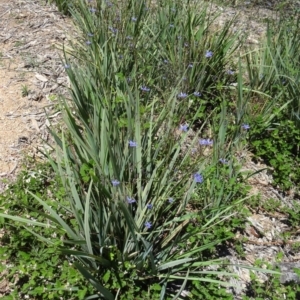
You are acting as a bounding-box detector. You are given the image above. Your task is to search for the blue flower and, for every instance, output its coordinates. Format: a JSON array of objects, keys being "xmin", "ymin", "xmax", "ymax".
[
  {"xmin": 140, "ymin": 86, "xmax": 150, "ymax": 92},
  {"xmin": 226, "ymin": 69, "xmax": 234, "ymax": 75},
  {"xmin": 111, "ymin": 179, "xmax": 120, "ymax": 186},
  {"xmin": 163, "ymin": 59, "xmax": 169, "ymax": 64},
  {"xmin": 177, "ymin": 92, "xmax": 188, "ymax": 99},
  {"xmin": 64, "ymin": 64, "xmax": 70, "ymax": 69},
  {"xmin": 169, "ymin": 24, "xmax": 174, "ymax": 28},
  {"xmin": 179, "ymin": 124, "xmax": 188, "ymax": 132},
  {"xmin": 194, "ymin": 173, "xmax": 203, "ymax": 183},
  {"xmin": 89, "ymin": 8, "xmax": 96, "ymax": 13},
  {"xmin": 193, "ymin": 91, "xmax": 201, "ymax": 97},
  {"xmin": 241, "ymin": 124, "xmax": 250, "ymax": 130},
  {"xmin": 87, "ymin": 33, "xmax": 94, "ymax": 37},
  {"xmin": 168, "ymin": 198, "xmax": 174, "ymax": 203},
  {"xmin": 145, "ymin": 221, "xmax": 152, "ymax": 229},
  {"xmin": 131, "ymin": 17, "xmax": 137, "ymax": 22},
  {"xmin": 108, "ymin": 27, "xmax": 118, "ymax": 34},
  {"xmin": 147, "ymin": 203, "xmax": 153, "ymax": 209},
  {"xmin": 199, "ymin": 139, "xmax": 213, "ymax": 146},
  {"xmin": 86, "ymin": 41, "xmax": 92, "ymax": 45},
  {"xmin": 188, "ymin": 63, "xmax": 193, "ymax": 68},
  {"xmin": 205, "ymin": 50, "xmax": 213, "ymax": 58},
  {"xmin": 126, "ymin": 197, "xmax": 136, "ymax": 204},
  {"xmin": 219, "ymin": 158, "xmax": 228, "ymax": 164},
  {"xmin": 128, "ymin": 140, "xmax": 137, "ymax": 147}
]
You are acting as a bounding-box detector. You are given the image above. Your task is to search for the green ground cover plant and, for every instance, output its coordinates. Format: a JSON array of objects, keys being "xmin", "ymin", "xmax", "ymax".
[
  {"xmin": 1, "ymin": 0, "xmax": 300, "ymax": 299},
  {"xmin": 0, "ymin": 161, "xmax": 93, "ymax": 299},
  {"xmin": 244, "ymin": 17, "xmax": 300, "ymax": 192}
]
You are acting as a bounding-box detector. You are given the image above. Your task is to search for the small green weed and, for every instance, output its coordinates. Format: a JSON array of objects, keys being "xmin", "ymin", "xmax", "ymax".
[
  {"xmin": 21, "ymin": 84, "xmax": 30, "ymax": 97},
  {"xmin": 14, "ymin": 40, "xmax": 25, "ymax": 47}
]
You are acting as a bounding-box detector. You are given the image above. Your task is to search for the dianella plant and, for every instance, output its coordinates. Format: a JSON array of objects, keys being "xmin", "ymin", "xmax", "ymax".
[{"xmin": 0, "ymin": 0, "xmax": 280, "ymax": 299}]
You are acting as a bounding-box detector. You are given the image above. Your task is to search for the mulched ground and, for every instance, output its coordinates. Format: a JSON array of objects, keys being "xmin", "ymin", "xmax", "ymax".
[{"xmin": 0, "ymin": 0, "xmax": 74, "ymax": 192}]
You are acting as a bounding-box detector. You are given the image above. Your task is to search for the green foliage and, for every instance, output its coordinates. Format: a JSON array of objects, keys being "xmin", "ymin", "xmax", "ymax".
[
  {"xmin": 248, "ymin": 18, "xmax": 300, "ymax": 127},
  {"xmin": 190, "ymin": 280, "xmax": 233, "ymax": 299},
  {"xmin": 49, "ymin": 0, "xmax": 73, "ymax": 15},
  {"xmin": 15, "ymin": 0, "xmax": 258, "ymax": 298},
  {"xmin": 0, "ymin": 162, "xmax": 92, "ymax": 299},
  {"xmin": 243, "ymin": 14, "xmax": 300, "ymax": 192},
  {"xmin": 242, "ymin": 262, "xmax": 300, "ymax": 300},
  {"xmin": 21, "ymin": 84, "xmax": 30, "ymax": 97},
  {"xmin": 5, "ymin": 0, "xmax": 300, "ymax": 299},
  {"xmin": 249, "ymin": 116, "xmax": 300, "ymax": 191}
]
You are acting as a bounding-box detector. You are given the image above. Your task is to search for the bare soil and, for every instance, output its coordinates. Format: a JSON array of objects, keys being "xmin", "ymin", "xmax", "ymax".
[{"xmin": 0, "ymin": 0, "xmax": 73, "ymax": 193}]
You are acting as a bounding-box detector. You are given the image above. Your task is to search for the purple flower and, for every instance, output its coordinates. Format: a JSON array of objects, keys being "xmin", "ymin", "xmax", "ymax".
[
  {"xmin": 188, "ymin": 63, "xmax": 193, "ymax": 68},
  {"xmin": 193, "ymin": 91, "xmax": 201, "ymax": 97},
  {"xmin": 199, "ymin": 139, "xmax": 213, "ymax": 146},
  {"xmin": 111, "ymin": 179, "xmax": 120, "ymax": 186},
  {"xmin": 87, "ymin": 33, "xmax": 94, "ymax": 37},
  {"xmin": 145, "ymin": 221, "xmax": 152, "ymax": 229},
  {"xmin": 127, "ymin": 196, "xmax": 136, "ymax": 204},
  {"xmin": 179, "ymin": 124, "xmax": 188, "ymax": 132},
  {"xmin": 108, "ymin": 27, "xmax": 118, "ymax": 34},
  {"xmin": 184, "ymin": 43, "xmax": 189, "ymax": 47},
  {"xmin": 219, "ymin": 158, "xmax": 228, "ymax": 164},
  {"xmin": 226, "ymin": 69, "xmax": 234, "ymax": 75},
  {"xmin": 168, "ymin": 198, "xmax": 174, "ymax": 203},
  {"xmin": 89, "ymin": 8, "xmax": 96, "ymax": 13},
  {"xmin": 64, "ymin": 64, "xmax": 70, "ymax": 69},
  {"xmin": 86, "ymin": 41, "xmax": 92, "ymax": 45},
  {"xmin": 205, "ymin": 50, "xmax": 213, "ymax": 58},
  {"xmin": 163, "ymin": 59, "xmax": 169, "ymax": 64},
  {"xmin": 131, "ymin": 17, "xmax": 137, "ymax": 22},
  {"xmin": 128, "ymin": 140, "xmax": 137, "ymax": 147},
  {"xmin": 140, "ymin": 86, "xmax": 150, "ymax": 92},
  {"xmin": 241, "ymin": 124, "xmax": 250, "ymax": 130},
  {"xmin": 194, "ymin": 173, "xmax": 204, "ymax": 183},
  {"xmin": 177, "ymin": 92, "xmax": 188, "ymax": 99},
  {"xmin": 146, "ymin": 203, "xmax": 153, "ymax": 209}
]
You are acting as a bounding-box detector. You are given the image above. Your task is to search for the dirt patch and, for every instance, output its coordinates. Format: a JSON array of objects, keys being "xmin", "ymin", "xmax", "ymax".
[{"xmin": 0, "ymin": 0, "xmax": 75, "ymax": 193}]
